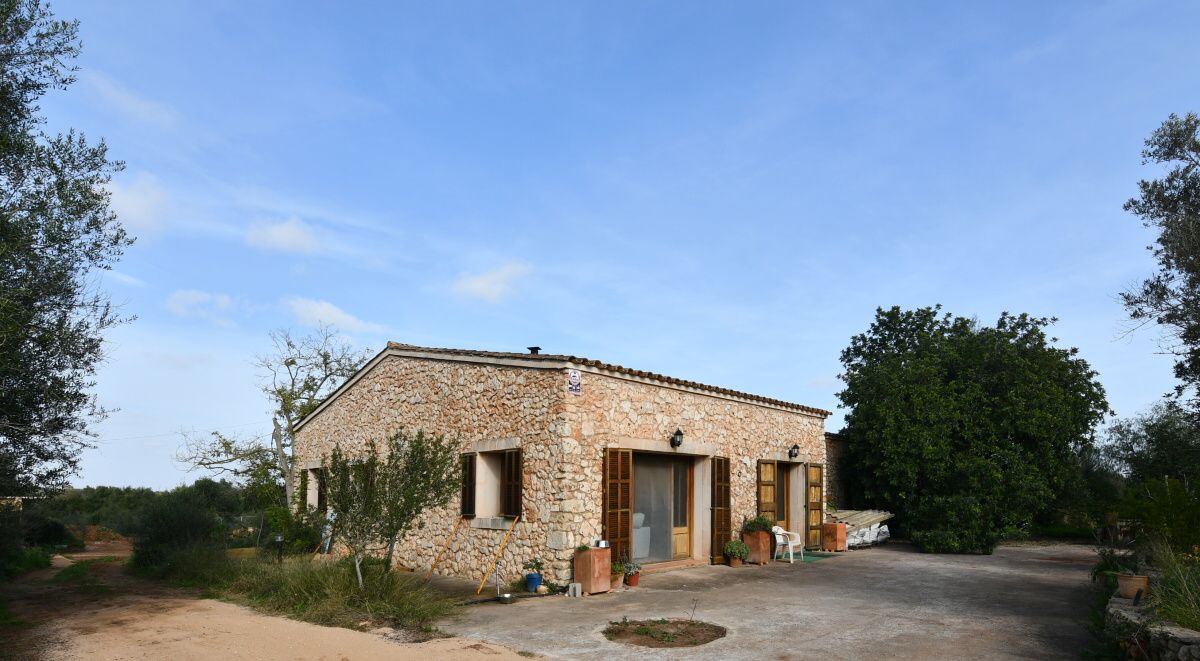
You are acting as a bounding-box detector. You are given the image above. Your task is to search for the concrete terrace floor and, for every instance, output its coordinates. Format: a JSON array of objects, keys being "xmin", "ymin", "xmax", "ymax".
[{"xmin": 441, "ymin": 542, "xmax": 1097, "ymax": 660}]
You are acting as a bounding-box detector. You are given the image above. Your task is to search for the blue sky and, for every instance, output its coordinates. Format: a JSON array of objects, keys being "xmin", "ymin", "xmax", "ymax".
[{"xmin": 46, "ymin": 1, "xmax": 1197, "ymax": 489}]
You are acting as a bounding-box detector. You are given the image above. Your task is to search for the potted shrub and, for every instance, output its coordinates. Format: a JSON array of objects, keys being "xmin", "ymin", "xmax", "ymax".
[
  {"xmin": 610, "ymin": 561, "xmax": 625, "ymax": 588},
  {"xmin": 724, "ymin": 539, "xmax": 750, "ymax": 568},
  {"xmin": 623, "ymin": 559, "xmax": 642, "ymax": 587},
  {"xmin": 742, "ymin": 515, "xmax": 774, "ymax": 565},
  {"xmin": 523, "ymin": 557, "xmax": 545, "ymax": 593}
]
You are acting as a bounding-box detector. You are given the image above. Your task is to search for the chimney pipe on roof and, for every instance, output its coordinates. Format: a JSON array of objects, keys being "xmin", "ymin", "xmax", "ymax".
[{"xmin": 527, "ymin": 346, "xmax": 541, "ymax": 355}]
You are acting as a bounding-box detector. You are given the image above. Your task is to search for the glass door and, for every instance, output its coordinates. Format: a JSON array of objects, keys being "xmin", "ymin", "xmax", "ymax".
[
  {"xmin": 632, "ymin": 454, "xmax": 693, "ymax": 563},
  {"xmin": 671, "ymin": 459, "xmax": 691, "ymax": 559}
]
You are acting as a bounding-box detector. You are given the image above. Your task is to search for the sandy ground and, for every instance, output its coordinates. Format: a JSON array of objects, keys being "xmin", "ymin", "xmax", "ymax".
[{"xmin": 1, "ymin": 542, "xmax": 525, "ymax": 661}]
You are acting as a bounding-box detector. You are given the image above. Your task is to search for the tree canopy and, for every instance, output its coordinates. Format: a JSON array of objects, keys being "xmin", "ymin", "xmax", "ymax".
[
  {"xmin": 838, "ymin": 306, "xmax": 1109, "ymax": 553},
  {"xmin": 1122, "ymin": 112, "xmax": 1200, "ymax": 406},
  {"xmin": 0, "ymin": 0, "xmax": 130, "ymax": 496}
]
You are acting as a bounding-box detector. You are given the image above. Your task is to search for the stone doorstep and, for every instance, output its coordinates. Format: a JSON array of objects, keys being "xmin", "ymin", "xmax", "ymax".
[{"xmin": 639, "ymin": 558, "xmax": 710, "ymax": 575}]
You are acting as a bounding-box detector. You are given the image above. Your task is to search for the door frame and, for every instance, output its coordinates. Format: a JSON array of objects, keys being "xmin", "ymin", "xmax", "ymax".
[{"xmin": 628, "ymin": 451, "xmax": 696, "ymax": 565}]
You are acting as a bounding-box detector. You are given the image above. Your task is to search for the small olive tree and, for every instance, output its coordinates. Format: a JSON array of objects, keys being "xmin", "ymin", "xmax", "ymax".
[{"xmin": 325, "ymin": 429, "xmax": 459, "ymax": 589}]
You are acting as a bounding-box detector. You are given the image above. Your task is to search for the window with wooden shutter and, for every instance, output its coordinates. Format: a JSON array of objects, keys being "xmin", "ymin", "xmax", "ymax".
[
  {"xmin": 460, "ymin": 454, "xmax": 476, "ymax": 518},
  {"xmin": 500, "ymin": 448, "xmax": 522, "ymax": 517},
  {"xmin": 757, "ymin": 460, "xmax": 777, "ymax": 522},
  {"xmin": 603, "ymin": 448, "xmax": 633, "ymax": 563},
  {"xmin": 710, "ymin": 456, "xmax": 731, "ymax": 564}
]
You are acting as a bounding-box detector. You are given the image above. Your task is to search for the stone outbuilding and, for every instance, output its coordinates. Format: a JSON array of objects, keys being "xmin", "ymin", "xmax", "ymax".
[{"xmin": 293, "ymin": 342, "xmax": 833, "ymax": 584}]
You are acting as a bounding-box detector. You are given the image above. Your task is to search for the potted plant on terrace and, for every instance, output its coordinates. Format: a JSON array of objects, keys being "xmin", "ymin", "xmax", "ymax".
[
  {"xmin": 724, "ymin": 539, "xmax": 750, "ymax": 568},
  {"xmin": 523, "ymin": 557, "xmax": 545, "ymax": 593},
  {"xmin": 610, "ymin": 562, "xmax": 625, "ymax": 588},
  {"xmin": 742, "ymin": 515, "xmax": 774, "ymax": 565},
  {"xmin": 623, "ymin": 558, "xmax": 642, "ymax": 587}
]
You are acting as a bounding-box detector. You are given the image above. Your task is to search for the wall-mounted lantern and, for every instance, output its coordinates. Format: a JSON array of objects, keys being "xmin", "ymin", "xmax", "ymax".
[
  {"xmin": 670, "ymin": 429, "xmax": 684, "ymax": 449},
  {"xmin": 788, "ymin": 444, "xmax": 800, "ymax": 460}
]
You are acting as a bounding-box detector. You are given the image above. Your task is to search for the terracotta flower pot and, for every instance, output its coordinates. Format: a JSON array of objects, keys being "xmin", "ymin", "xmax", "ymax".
[
  {"xmin": 743, "ymin": 531, "xmax": 771, "ymax": 565},
  {"xmin": 611, "ymin": 573, "xmax": 624, "ymax": 588},
  {"xmin": 1117, "ymin": 574, "xmax": 1149, "ymax": 599},
  {"xmin": 729, "ymin": 557, "xmax": 743, "ymax": 568},
  {"xmin": 625, "ymin": 572, "xmax": 640, "ymax": 587}
]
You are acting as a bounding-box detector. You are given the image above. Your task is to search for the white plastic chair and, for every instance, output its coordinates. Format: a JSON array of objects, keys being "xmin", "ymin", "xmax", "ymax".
[{"xmin": 771, "ymin": 526, "xmax": 804, "ymax": 563}]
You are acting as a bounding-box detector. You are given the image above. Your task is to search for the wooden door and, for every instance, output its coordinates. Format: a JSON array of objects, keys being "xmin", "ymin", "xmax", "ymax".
[
  {"xmin": 710, "ymin": 456, "xmax": 731, "ymax": 564},
  {"xmin": 757, "ymin": 460, "xmax": 776, "ymax": 522},
  {"xmin": 670, "ymin": 459, "xmax": 691, "ymax": 559},
  {"xmin": 806, "ymin": 463, "xmax": 824, "ymax": 548},
  {"xmin": 775, "ymin": 463, "xmax": 789, "ymax": 529},
  {"xmin": 603, "ymin": 449, "xmax": 633, "ymax": 563}
]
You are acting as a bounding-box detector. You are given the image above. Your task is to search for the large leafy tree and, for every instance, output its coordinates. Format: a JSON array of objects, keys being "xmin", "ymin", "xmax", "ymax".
[
  {"xmin": 1122, "ymin": 113, "xmax": 1200, "ymax": 405},
  {"xmin": 838, "ymin": 306, "xmax": 1109, "ymax": 553},
  {"xmin": 178, "ymin": 325, "xmax": 370, "ymax": 506},
  {"xmin": 0, "ymin": 0, "xmax": 131, "ymax": 496}
]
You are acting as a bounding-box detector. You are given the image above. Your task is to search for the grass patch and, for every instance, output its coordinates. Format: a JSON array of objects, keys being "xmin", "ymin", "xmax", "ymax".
[
  {"xmin": 1149, "ymin": 545, "xmax": 1200, "ymax": 631},
  {"xmin": 135, "ymin": 547, "xmax": 457, "ymax": 632},
  {"xmin": 52, "ymin": 557, "xmax": 120, "ymax": 594},
  {"xmin": 603, "ymin": 617, "xmax": 726, "ymax": 648},
  {"xmin": 0, "ymin": 600, "xmax": 23, "ymax": 627},
  {"xmin": 0, "ymin": 547, "xmax": 50, "ymax": 579}
]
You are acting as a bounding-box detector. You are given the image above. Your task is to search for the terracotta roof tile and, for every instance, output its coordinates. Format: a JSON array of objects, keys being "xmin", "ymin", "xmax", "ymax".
[{"xmin": 386, "ymin": 342, "xmax": 831, "ymax": 417}]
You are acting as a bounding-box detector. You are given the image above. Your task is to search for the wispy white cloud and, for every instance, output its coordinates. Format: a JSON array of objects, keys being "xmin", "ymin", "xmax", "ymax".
[
  {"xmin": 453, "ymin": 262, "xmax": 533, "ymax": 303},
  {"xmin": 84, "ymin": 71, "xmax": 177, "ymax": 129},
  {"xmin": 286, "ymin": 297, "xmax": 384, "ymax": 333},
  {"xmin": 245, "ymin": 217, "xmax": 325, "ymax": 254},
  {"xmin": 108, "ymin": 270, "xmax": 147, "ymax": 288},
  {"xmin": 166, "ymin": 289, "xmax": 234, "ymax": 327},
  {"xmin": 110, "ymin": 172, "xmax": 170, "ymax": 236}
]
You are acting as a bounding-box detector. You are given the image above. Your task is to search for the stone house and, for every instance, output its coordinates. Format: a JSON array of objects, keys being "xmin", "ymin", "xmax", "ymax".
[{"xmin": 293, "ymin": 342, "xmax": 833, "ymax": 584}]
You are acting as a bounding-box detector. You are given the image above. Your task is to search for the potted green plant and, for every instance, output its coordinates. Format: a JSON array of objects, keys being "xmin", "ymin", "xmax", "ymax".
[
  {"xmin": 610, "ymin": 561, "xmax": 625, "ymax": 588},
  {"xmin": 523, "ymin": 557, "xmax": 545, "ymax": 592},
  {"xmin": 724, "ymin": 539, "xmax": 750, "ymax": 568},
  {"xmin": 742, "ymin": 515, "xmax": 774, "ymax": 565},
  {"xmin": 623, "ymin": 559, "xmax": 643, "ymax": 587}
]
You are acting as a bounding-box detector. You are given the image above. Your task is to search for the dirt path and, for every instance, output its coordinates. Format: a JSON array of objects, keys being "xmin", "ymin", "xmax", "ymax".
[{"xmin": 1, "ymin": 543, "xmax": 525, "ymax": 661}]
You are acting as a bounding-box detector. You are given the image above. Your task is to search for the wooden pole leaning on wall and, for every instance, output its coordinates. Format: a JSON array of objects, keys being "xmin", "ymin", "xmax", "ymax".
[
  {"xmin": 425, "ymin": 516, "xmax": 465, "ymax": 583},
  {"xmin": 475, "ymin": 516, "xmax": 520, "ymax": 595}
]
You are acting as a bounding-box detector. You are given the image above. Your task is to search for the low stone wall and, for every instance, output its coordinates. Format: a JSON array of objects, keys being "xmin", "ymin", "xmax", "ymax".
[{"xmin": 1106, "ymin": 595, "xmax": 1200, "ymax": 660}]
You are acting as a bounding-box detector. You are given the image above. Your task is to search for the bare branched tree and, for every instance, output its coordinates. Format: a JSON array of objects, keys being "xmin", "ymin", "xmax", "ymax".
[{"xmin": 178, "ymin": 325, "xmax": 370, "ymax": 505}]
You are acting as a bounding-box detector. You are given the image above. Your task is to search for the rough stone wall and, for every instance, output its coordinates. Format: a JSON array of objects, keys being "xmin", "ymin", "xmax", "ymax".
[
  {"xmin": 1106, "ymin": 595, "xmax": 1200, "ymax": 660},
  {"xmin": 824, "ymin": 433, "xmax": 847, "ymax": 510},
  {"xmin": 565, "ymin": 370, "xmax": 827, "ymax": 548},
  {"xmin": 292, "ymin": 354, "xmax": 569, "ymax": 587}
]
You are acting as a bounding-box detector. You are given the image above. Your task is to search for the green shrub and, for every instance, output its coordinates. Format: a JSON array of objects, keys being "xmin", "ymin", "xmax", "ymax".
[
  {"xmin": 21, "ymin": 511, "xmax": 84, "ymax": 550},
  {"xmin": 0, "ymin": 546, "xmax": 50, "ymax": 579},
  {"xmin": 909, "ymin": 495, "xmax": 1011, "ymax": 554},
  {"xmin": 723, "ymin": 539, "xmax": 749, "ymax": 560},
  {"xmin": 742, "ymin": 515, "xmax": 774, "ymax": 534},
  {"xmin": 129, "ymin": 489, "xmax": 223, "ymax": 569},
  {"xmin": 1120, "ymin": 478, "xmax": 1200, "ymax": 554},
  {"xmin": 261, "ymin": 506, "xmax": 326, "ymax": 555},
  {"xmin": 1149, "ymin": 543, "xmax": 1200, "ymax": 631}
]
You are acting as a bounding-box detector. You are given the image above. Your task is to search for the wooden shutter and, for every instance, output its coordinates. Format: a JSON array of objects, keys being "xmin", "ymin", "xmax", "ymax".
[
  {"xmin": 757, "ymin": 460, "xmax": 777, "ymax": 522},
  {"xmin": 710, "ymin": 456, "xmax": 731, "ymax": 564},
  {"xmin": 460, "ymin": 454, "xmax": 476, "ymax": 518},
  {"xmin": 807, "ymin": 463, "xmax": 824, "ymax": 548},
  {"xmin": 603, "ymin": 448, "xmax": 633, "ymax": 563},
  {"xmin": 500, "ymin": 449, "xmax": 523, "ymax": 517}
]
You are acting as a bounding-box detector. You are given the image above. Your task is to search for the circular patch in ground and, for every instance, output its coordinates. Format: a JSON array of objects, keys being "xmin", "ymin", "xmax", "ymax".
[{"xmin": 602, "ymin": 618, "xmax": 726, "ymax": 648}]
